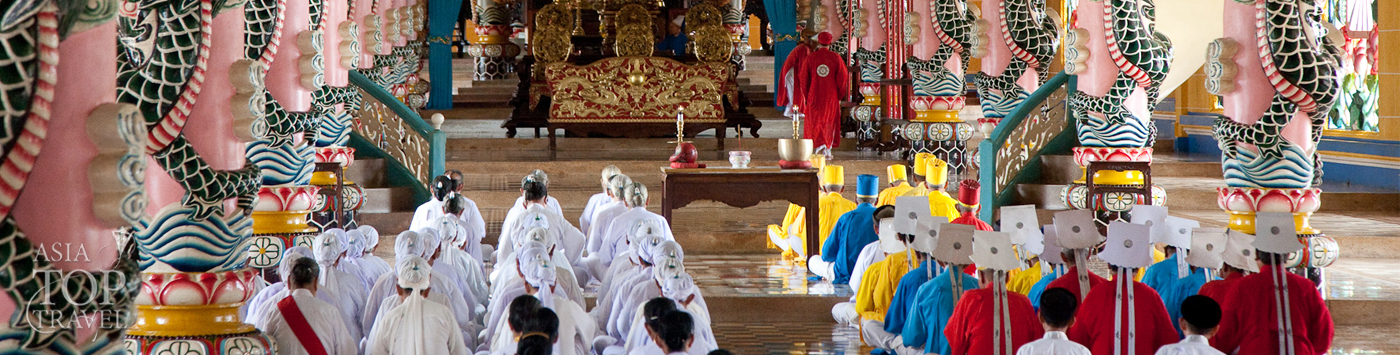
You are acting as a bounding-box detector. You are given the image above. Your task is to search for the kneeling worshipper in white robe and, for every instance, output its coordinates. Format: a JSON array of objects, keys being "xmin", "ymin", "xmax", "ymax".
[
  {"xmin": 444, "ymin": 194, "xmax": 490, "ymax": 262},
  {"xmin": 247, "ymin": 246, "xmax": 322, "ymax": 326},
  {"xmin": 438, "ymin": 215, "xmax": 490, "ymax": 320},
  {"xmin": 586, "ymin": 174, "xmax": 632, "ymax": 253},
  {"xmin": 342, "ymin": 227, "xmax": 379, "ymax": 290},
  {"xmin": 500, "ymin": 173, "xmax": 565, "ymax": 253},
  {"xmin": 595, "ymin": 183, "xmax": 673, "ymax": 270},
  {"xmin": 411, "ymin": 175, "xmax": 457, "ymax": 231},
  {"xmin": 312, "ymin": 230, "xmax": 369, "ymax": 341},
  {"xmin": 589, "ymin": 226, "xmax": 657, "ymax": 334},
  {"xmin": 352, "ymin": 226, "xmax": 394, "ymax": 282},
  {"xmin": 363, "ymin": 230, "xmax": 478, "ymax": 349},
  {"xmin": 253, "ymin": 256, "xmax": 358, "ymax": 355},
  {"xmin": 581, "ymin": 165, "xmax": 624, "ymax": 234},
  {"xmin": 419, "ymin": 227, "xmax": 482, "ymax": 322},
  {"xmin": 620, "ymin": 273, "xmax": 717, "ymax": 355},
  {"xmin": 523, "ymin": 245, "xmax": 596, "ymax": 355},
  {"xmin": 497, "ymin": 180, "xmax": 585, "ymax": 272},
  {"xmin": 496, "ymin": 207, "xmax": 586, "ymax": 289},
  {"xmin": 598, "ymin": 234, "xmax": 664, "ymax": 336},
  {"xmin": 609, "ymin": 241, "xmax": 684, "ymax": 348},
  {"xmin": 367, "ymin": 256, "xmax": 471, "ymax": 355},
  {"xmin": 493, "ymin": 226, "xmax": 586, "ymax": 308},
  {"xmin": 485, "ymin": 243, "xmax": 564, "ymax": 352}
]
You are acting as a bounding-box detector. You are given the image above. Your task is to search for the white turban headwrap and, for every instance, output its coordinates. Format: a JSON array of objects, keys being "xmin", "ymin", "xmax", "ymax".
[
  {"xmin": 395, "ymin": 230, "xmax": 424, "ymax": 260},
  {"xmin": 653, "ymin": 254, "xmax": 685, "ymax": 284},
  {"xmin": 417, "ymin": 228, "xmax": 442, "ymax": 260},
  {"xmin": 359, "ymin": 225, "xmax": 381, "ymax": 252},
  {"xmin": 436, "ymin": 216, "xmax": 465, "ymax": 249},
  {"xmin": 654, "ymin": 240, "xmax": 684, "ymax": 266},
  {"xmin": 516, "ymin": 243, "xmax": 556, "ymax": 308},
  {"xmin": 280, "ymin": 246, "xmax": 313, "ymax": 281},
  {"xmin": 313, "ymin": 232, "xmax": 346, "ymax": 286},
  {"xmin": 394, "ymin": 256, "xmax": 433, "ymax": 355},
  {"xmin": 660, "ymin": 272, "xmax": 697, "ymax": 302},
  {"xmin": 635, "ymin": 235, "xmax": 665, "ymax": 265},
  {"xmin": 345, "ymin": 229, "xmax": 367, "ymax": 258}
]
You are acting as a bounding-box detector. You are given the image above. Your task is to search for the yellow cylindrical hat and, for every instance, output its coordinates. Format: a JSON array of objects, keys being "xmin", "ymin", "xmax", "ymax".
[
  {"xmin": 924, "ymin": 157, "xmax": 949, "ymax": 186},
  {"xmin": 913, "ymin": 153, "xmax": 934, "ymax": 176},
  {"xmin": 809, "ymin": 154, "xmax": 827, "ymax": 171},
  {"xmin": 886, "ymin": 164, "xmax": 909, "ymax": 183},
  {"xmin": 821, "ymin": 165, "xmax": 845, "ymax": 185}
]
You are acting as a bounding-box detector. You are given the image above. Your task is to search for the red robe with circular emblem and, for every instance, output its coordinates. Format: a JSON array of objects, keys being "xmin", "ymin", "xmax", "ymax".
[{"xmin": 796, "ymin": 47, "xmax": 849, "ymax": 149}]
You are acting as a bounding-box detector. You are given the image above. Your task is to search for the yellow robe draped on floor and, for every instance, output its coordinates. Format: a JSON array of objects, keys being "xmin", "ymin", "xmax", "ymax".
[
  {"xmin": 876, "ymin": 182, "xmax": 914, "ymax": 207},
  {"xmin": 766, "ymin": 193, "xmax": 857, "ymax": 260},
  {"xmin": 854, "ymin": 251, "xmax": 912, "ymax": 322}
]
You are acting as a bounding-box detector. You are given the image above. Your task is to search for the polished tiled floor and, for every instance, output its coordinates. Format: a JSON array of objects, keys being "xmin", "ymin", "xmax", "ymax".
[{"xmin": 687, "ymin": 254, "xmax": 851, "ymax": 297}]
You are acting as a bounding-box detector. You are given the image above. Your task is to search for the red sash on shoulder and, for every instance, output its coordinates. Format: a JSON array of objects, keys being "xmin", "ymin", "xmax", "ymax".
[{"xmin": 277, "ymin": 295, "xmax": 330, "ymax": 355}]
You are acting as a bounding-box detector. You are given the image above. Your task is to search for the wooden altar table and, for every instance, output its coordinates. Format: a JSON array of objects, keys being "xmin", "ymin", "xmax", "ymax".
[{"xmin": 660, "ymin": 167, "xmax": 822, "ymax": 256}]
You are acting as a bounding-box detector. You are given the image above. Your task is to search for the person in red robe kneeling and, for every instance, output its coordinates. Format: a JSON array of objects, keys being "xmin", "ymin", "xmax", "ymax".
[
  {"xmin": 795, "ymin": 31, "xmax": 849, "ymax": 158},
  {"xmin": 944, "ymin": 230, "xmax": 1042, "ymax": 355},
  {"xmin": 1067, "ymin": 221, "xmax": 1178, "ymax": 355},
  {"xmin": 950, "ymin": 179, "xmax": 993, "ymax": 231},
  {"xmin": 1211, "ymin": 213, "xmax": 1333, "ymax": 355}
]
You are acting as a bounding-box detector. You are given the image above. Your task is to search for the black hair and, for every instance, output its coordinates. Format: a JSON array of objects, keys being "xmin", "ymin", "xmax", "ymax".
[
  {"xmin": 507, "ymin": 295, "xmax": 543, "ymax": 333},
  {"xmin": 707, "ymin": 349, "xmax": 735, "ymax": 355},
  {"xmin": 288, "ymin": 257, "xmax": 319, "ymax": 289},
  {"xmin": 444, "ymin": 193, "xmax": 467, "ymax": 216},
  {"xmin": 523, "ymin": 179, "xmax": 548, "ymax": 201},
  {"xmin": 651, "ymin": 310, "xmax": 694, "ymax": 352},
  {"xmin": 1038, "ymin": 288, "xmax": 1078, "ymax": 329},
  {"xmin": 1258, "ymin": 251, "xmax": 1287, "ymax": 266},
  {"xmin": 872, "ymin": 205, "xmax": 896, "ymax": 225},
  {"xmin": 643, "ymin": 297, "xmax": 678, "ymax": 321},
  {"xmin": 517, "ymin": 308, "xmax": 558, "ymax": 355},
  {"xmin": 1180, "ymin": 295, "xmax": 1222, "ymax": 332},
  {"xmin": 432, "ymin": 175, "xmax": 456, "ymax": 200}
]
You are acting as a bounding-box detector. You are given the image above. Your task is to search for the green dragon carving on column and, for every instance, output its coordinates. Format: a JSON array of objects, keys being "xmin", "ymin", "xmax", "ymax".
[
  {"xmin": 906, "ymin": 0, "xmax": 976, "ymax": 107},
  {"xmin": 1068, "ymin": 0, "xmax": 1172, "ymax": 149},
  {"xmin": 972, "ymin": 0, "xmax": 1058, "ymax": 125},
  {"xmin": 1209, "ymin": 0, "xmax": 1340, "ymax": 189},
  {"xmin": 117, "ymin": 0, "xmax": 263, "ymax": 221}
]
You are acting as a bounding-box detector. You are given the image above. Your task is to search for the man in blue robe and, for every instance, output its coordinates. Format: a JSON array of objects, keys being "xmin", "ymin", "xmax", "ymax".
[
  {"xmin": 1141, "ymin": 246, "xmax": 1182, "ymax": 295},
  {"xmin": 1027, "ymin": 270, "xmax": 1060, "ymax": 311},
  {"xmin": 902, "ymin": 263, "xmax": 979, "ymax": 355},
  {"xmin": 809, "ymin": 175, "xmax": 881, "ymax": 284}
]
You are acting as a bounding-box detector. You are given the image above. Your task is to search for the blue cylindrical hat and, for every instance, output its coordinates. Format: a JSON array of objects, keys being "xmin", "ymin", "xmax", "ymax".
[{"xmin": 857, "ymin": 174, "xmax": 878, "ymax": 197}]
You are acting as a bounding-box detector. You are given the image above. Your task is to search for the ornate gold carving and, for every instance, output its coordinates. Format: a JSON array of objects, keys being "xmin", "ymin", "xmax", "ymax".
[
  {"xmin": 354, "ymin": 94, "xmax": 431, "ymax": 187},
  {"xmin": 534, "ymin": 4, "xmax": 574, "ymax": 63},
  {"xmin": 687, "ymin": 4, "xmax": 732, "ymax": 63},
  {"xmin": 994, "ymin": 87, "xmax": 1068, "ymax": 192},
  {"xmin": 613, "ymin": 4, "xmax": 653, "ymax": 57},
  {"xmin": 544, "ymin": 57, "xmax": 730, "ymax": 123}
]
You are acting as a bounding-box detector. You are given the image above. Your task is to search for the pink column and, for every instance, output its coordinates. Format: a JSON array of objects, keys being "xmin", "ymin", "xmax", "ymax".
[
  {"xmin": 267, "ymin": 0, "xmax": 314, "ymax": 111},
  {"xmin": 324, "ymin": 0, "xmax": 349, "ymax": 87}
]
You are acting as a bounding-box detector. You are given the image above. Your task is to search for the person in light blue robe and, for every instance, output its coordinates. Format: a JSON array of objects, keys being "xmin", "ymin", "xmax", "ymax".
[
  {"xmin": 1141, "ymin": 247, "xmax": 1182, "ymax": 295},
  {"xmin": 901, "ymin": 264, "xmax": 979, "ymax": 355},
  {"xmin": 1027, "ymin": 271, "xmax": 1060, "ymax": 311},
  {"xmin": 1161, "ymin": 266, "xmax": 1212, "ymax": 338}
]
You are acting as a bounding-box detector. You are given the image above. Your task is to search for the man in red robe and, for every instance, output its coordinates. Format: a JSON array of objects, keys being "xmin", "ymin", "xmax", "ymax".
[
  {"xmin": 796, "ymin": 31, "xmax": 850, "ymax": 156},
  {"xmin": 1211, "ymin": 215, "xmax": 1334, "ymax": 355},
  {"xmin": 776, "ymin": 31, "xmax": 815, "ymax": 117},
  {"xmin": 944, "ymin": 231, "xmax": 1042, "ymax": 355},
  {"xmin": 1045, "ymin": 249, "xmax": 1106, "ymax": 302},
  {"xmin": 1067, "ymin": 222, "xmax": 1178, "ymax": 355}
]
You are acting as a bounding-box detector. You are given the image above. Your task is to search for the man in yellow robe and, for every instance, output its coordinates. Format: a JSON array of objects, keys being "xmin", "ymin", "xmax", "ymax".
[
  {"xmin": 768, "ymin": 156, "xmax": 858, "ymax": 261},
  {"xmin": 921, "ymin": 157, "xmax": 960, "ymax": 221},
  {"xmin": 902, "ymin": 153, "xmax": 934, "ymax": 198},
  {"xmin": 876, "ymin": 164, "xmax": 914, "ymax": 207}
]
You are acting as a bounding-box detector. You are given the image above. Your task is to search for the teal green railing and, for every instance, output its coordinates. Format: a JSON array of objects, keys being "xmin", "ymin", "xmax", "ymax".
[
  {"xmin": 978, "ymin": 71, "xmax": 1079, "ymax": 222},
  {"xmin": 348, "ymin": 69, "xmax": 446, "ymax": 204}
]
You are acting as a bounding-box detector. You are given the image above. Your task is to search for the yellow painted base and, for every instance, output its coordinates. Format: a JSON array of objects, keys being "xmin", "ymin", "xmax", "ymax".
[
  {"xmin": 310, "ymin": 170, "xmax": 339, "ymax": 185},
  {"xmin": 913, "ymin": 109, "xmax": 960, "ymax": 123},
  {"xmin": 128, "ymin": 303, "xmax": 253, "ymax": 337},
  {"xmin": 251, "ymin": 210, "xmax": 317, "ymax": 235},
  {"xmin": 1075, "ymin": 168, "xmax": 1145, "ymax": 186},
  {"xmin": 861, "ymin": 94, "xmax": 881, "ymax": 106},
  {"xmin": 1227, "ymin": 211, "xmax": 1321, "ymax": 236}
]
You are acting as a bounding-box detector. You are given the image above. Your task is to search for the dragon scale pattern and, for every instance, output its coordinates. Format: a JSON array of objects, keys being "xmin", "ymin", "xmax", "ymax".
[
  {"xmin": 1211, "ymin": 0, "xmax": 1340, "ymax": 187},
  {"xmin": 1069, "ymin": 0, "xmax": 1171, "ymax": 149},
  {"xmin": 974, "ymin": 0, "xmax": 1057, "ymax": 122}
]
